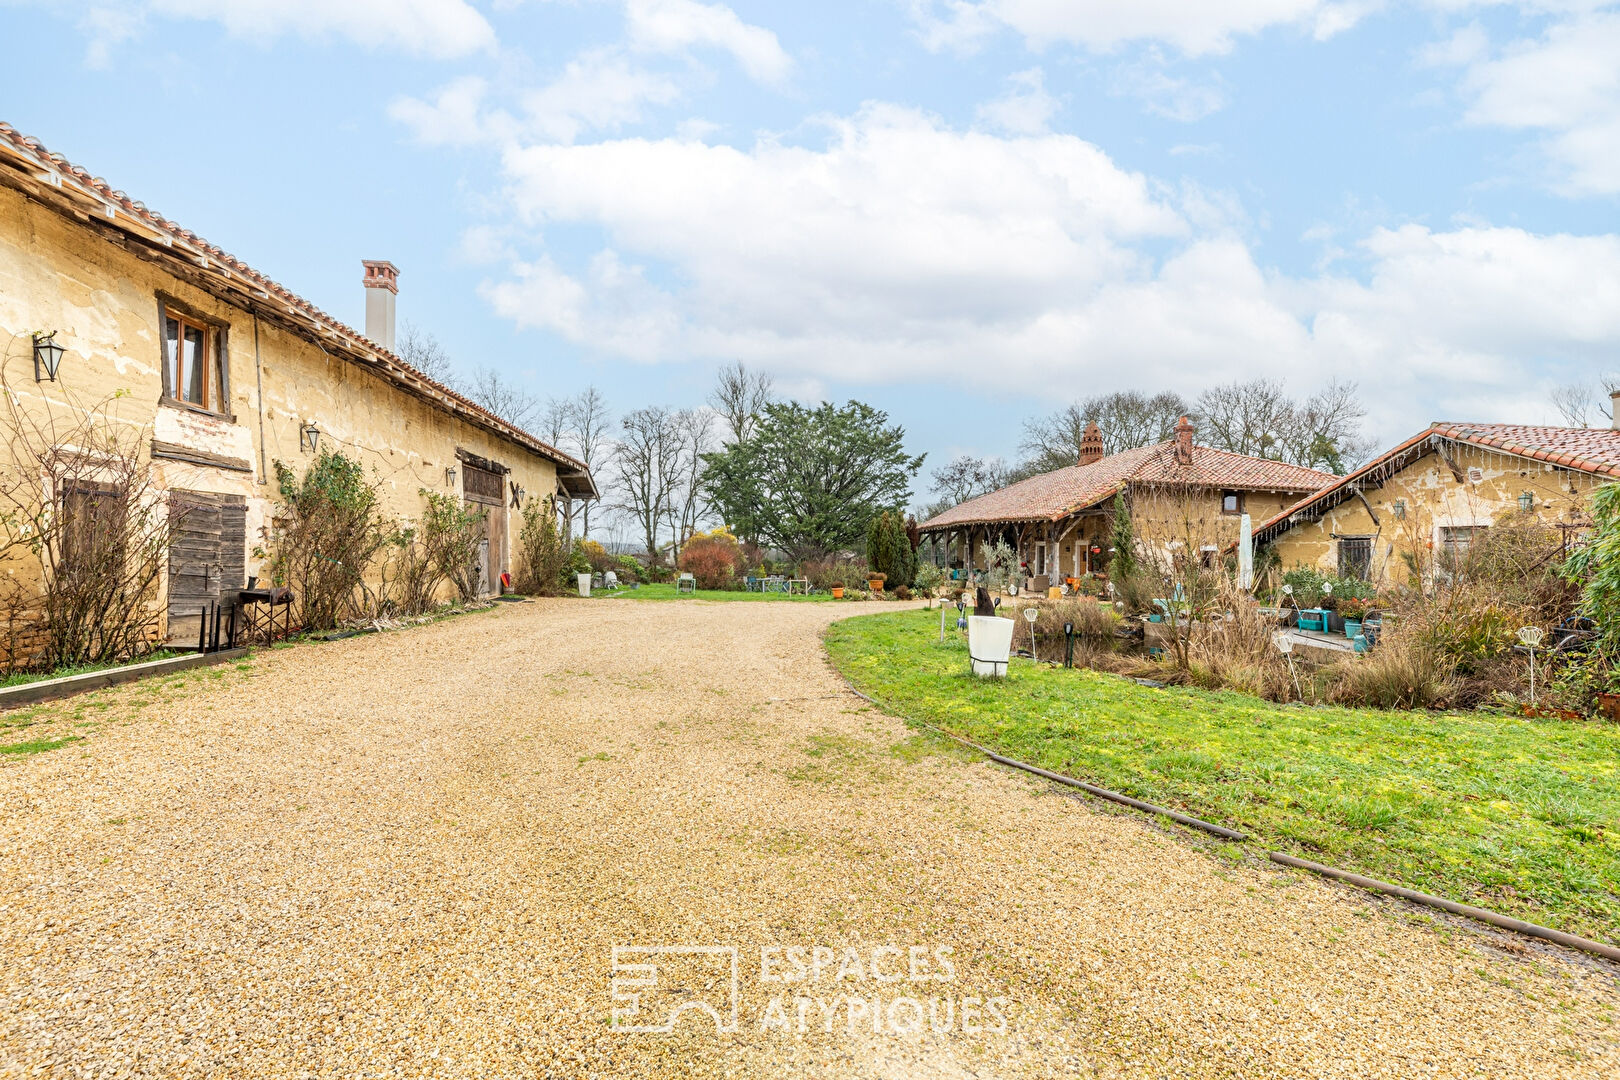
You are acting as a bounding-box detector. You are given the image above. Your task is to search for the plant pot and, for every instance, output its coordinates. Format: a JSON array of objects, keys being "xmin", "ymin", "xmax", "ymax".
[
  {"xmin": 1343, "ymin": 618, "xmax": 1362, "ymax": 640},
  {"xmin": 577, "ymin": 573, "xmax": 591, "ymax": 597},
  {"xmin": 1596, "ymin": 693, "xmax": 1620, "ymax": 722},
  {"xmin": 831, "ymin": 587, "xmax": 845, "ymax": 599},
  {"xmin": 967, "ymin": 615, "xmax": 1014, "ymax": 678},
  {"xmin": 1326, "ymin": 612, "xmax": 1345, "ymax": 634},
  {"xmin": 868, "ymin": 580, "xmax": 884, "ymax": 593}
]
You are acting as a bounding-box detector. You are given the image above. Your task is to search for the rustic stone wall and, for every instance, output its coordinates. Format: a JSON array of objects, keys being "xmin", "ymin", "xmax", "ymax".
[
  {"xmin": 1267, "ymin": 442, "xmax": 1600, "ymax": 585},
  {"xmin": 0, "ymin": 183, "xmax": 563, "ymax": 649}
]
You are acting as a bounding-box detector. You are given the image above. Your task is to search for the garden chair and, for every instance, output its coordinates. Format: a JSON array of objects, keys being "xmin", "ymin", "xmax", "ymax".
[{"xmin": 676, "ymin": 572, "xmax": 696, "ymax": 595}]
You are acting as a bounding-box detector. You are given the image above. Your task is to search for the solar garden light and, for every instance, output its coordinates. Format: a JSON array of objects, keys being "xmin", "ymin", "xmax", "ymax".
[
  {"xmin": 1023, "ymin": 606, "xmax": 1039, "ymax": 659},
  {"xmin": 1063, "ymin": 621, "xmax": 1075, "ymax": 668},
  {"xmin": 1518, "ymin": 625, "xmax": 1545, "ymax": 704},
  {"xmin": 955, "ymin": 596, "xmax": 967, "ymax": 631},
  {"xmin": 1273, "ymin": 629, "xmax": 1303, "ymax": 701}
]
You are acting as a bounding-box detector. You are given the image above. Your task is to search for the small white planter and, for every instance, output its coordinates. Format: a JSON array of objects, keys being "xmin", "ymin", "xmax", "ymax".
[
  {"xmin": 577, "ymin": 573, "xmax": 592, "ymax": 597},
  {"xmin": 968, "ymin": 615, "xmax": 1014, "ymax": 678}
]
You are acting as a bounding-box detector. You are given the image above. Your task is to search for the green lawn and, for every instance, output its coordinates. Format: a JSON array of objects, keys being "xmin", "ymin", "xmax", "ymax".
[
  {"xmin": 0, "ymin": 650, "xmax": 180, "ymax": 690},
  {"xmin": 596, "ymin": 582, "xmax": 835, "ymax": 602},
  {"xmin": 825, "ymin": 608, "xmax": 1620, "ymax": 942}
]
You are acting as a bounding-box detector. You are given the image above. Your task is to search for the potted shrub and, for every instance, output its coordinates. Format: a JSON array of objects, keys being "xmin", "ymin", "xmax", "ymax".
[
  {"xmin": 867, "ymin": 571, "xmax": 887, "ymax": 594},
  {"xmin": 830, "ymin": 575, "xmax": 846, "ymax": 600},
  {"xmin": 1340, "ymin": 596, "xmax": 1370, "ymax": 639}
]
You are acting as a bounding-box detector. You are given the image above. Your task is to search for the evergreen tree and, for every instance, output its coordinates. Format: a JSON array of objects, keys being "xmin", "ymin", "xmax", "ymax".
[{"xmin": 1108, "ymin": 491, "xmax": 1136, "ymax": 579}]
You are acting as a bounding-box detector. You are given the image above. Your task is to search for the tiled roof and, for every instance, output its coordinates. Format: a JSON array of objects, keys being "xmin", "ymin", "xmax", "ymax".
[
  {"xmin": 920, "ymin": 440, "xmax": 1336, "ymax": 530},
  {"xmin": 1251, "ymin": 422, "xmax": 1620, "ymax": 543},
  {"xmin": 0, "ymin": 122, "xmax": 596, "ymax": 497},
  {"xmin": 1430, "ymin": 422, "xmax": 1620, "ymax": 475}
]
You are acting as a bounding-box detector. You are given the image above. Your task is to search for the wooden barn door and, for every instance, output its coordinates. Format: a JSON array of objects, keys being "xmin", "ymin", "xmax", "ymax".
[
  {"xmin": 166, "ymin": 490, "xmax": 247, "ymax": 645},
  {"xmin": 462, "ymin": 464, "xmax": 507, "ymax": 596}
]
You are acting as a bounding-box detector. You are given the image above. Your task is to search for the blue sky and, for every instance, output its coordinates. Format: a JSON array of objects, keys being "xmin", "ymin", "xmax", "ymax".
[{"xmin": 3, "ymin": 0, "xmax": 1619, "ymax": 504}]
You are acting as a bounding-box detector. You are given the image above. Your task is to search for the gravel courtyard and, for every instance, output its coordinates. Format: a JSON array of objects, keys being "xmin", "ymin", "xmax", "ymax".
[{"xmin": 1, "ymin": 599, "xmax": 1616, "ymax": 1078}]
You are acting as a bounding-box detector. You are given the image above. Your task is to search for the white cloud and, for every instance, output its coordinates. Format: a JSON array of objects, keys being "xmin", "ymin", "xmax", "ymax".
[
  {"xmin": 391, "ymin": 52, "xmax": 683, "ymax": 147},
  {"xmin": 390, "ymin": 77, "xmax": 518, "ymax": 147},
  {"xmin": 1109, "ymin": 54, "xmax": 1227, "ymax": 121},
  {"xmin": 975, "ymin": 68, "xmax": 1060, "ymax": 134},
  {"xmin": 477, "ymin": 103, "xmax": 1620, "ymax": 442},
  {"xmin": 1438, "ymin": 9, "xmax": 1620, "ymax": 195},
  {"xmin": 522, "ymin": 49, "xmax": 683, "ymax": 142},
  {"xmin": 624, "ymin": 0, "xmax": 792, "ymax": 83},
  {"xmin": 909, "ymin": 0, "xmax": 1370, "ymax": 57},
  {"xmin": 147, "ymin": 0, "xmax": 495, "ymax": 58}
]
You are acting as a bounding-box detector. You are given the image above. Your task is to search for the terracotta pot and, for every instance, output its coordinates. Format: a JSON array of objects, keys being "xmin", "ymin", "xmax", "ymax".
[
  {"xmin": 831, "ymin": 587, "xmax": 845, "ymax": 599},
  {"xmin": 868, "ymin": 579, "xmax": 884, "ymax": 593}
]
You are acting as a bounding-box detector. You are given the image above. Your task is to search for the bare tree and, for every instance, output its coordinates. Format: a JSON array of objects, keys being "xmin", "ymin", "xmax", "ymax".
[
  {"xmin": 1278, "ymin": 380, "xmax": 1371, "ymax": 472},
  {"xmin": 566, "ymin": 387, "xmax": 612, "ymax": 537},
  {"xmin": 538, "ymin": 396, "xmax": 572, "ymax": 448},
  {"xmin": 396, "ymin": 319, "xmax": 457, "ymax": 385},
  {"xmin": 1020, "ymin": 391, "xmax": 1192, "ymax": 475},
  {"xmin": 1551, "ymin": 378, "xmax": 1620, "ymax": 428},
  {"xmin": 459, "ymin": 367, "xmax": 539, "ymax": 431},
  {"xmin": 611, "ymin": 407, "xmax": 681, "ymax": 565},
  {"xmin": 1197, "ymin": 378, "xmax": 1293, "ymax": 459},
  {"xmin": 928, "ymin": 455, "xmax": 1009, "ymax": 510},
  {"xmin": 1197, "ymin": 378, "xmax": 1368, "ymax": 472},
  {"xmin": 709, "ymin": 361, "xmax": 774, "ymax": 444},
  {"xmin": 665, "ymin": 407, "xmax": 719, "ymax": 560}
]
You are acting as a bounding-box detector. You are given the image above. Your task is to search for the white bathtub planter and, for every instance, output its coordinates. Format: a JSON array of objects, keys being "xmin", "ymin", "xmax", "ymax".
[
  {"xmin": 577, "ymin": 572, "xmax": 592, "ymax": 597},
  {"xmin": 968, "ymin": 615, "xmax": 1015, "ymax": 678}
]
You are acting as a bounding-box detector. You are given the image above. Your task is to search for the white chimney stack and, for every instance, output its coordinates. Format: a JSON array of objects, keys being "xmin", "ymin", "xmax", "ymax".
[
  {"xmin": 1610, "ymin": 389, "xmax": 1620, "ymax": 430},
  {"xmin": 362, "ymin": 260, "xmax": 399, "ymax": 353}
]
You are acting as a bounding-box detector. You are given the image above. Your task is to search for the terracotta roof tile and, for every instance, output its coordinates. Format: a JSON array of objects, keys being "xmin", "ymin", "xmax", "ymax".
[
  {"xmin": 0, "ymin": 121, "xmax": 594, "ymax": 492},
  {"xmin": 920, "ymin": 441, "xmax": 1335, "ymax": 529},
  {"xmin": 1252, "ymin": 422, "xmax": 1620, "ymax": 542}
]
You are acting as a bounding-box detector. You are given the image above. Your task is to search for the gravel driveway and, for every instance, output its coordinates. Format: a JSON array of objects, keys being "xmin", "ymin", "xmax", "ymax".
[{"xmin": 2, "ymin": 599, "xmax": 1616, "ymax": 1078}]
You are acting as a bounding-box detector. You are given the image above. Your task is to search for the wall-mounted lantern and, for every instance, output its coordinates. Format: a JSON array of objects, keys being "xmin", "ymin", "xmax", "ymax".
[
  {"xmin": 300, "ymin": 420, "xmax": 320, "ymax": 454},
  {"xmin": 445, "ymin": 464, "xmax": 458, "ymax": 487},
  {"xmin": 32, "ymin": 332, "xmax": 65, "ymax": 382},
  {"xmin": 1391, "ymin": 499, "xmax": 1406, "ymax": 520},
  {"xmin": 1519, "ymin": 491, "xmax": 1535, "ymax": 511}
]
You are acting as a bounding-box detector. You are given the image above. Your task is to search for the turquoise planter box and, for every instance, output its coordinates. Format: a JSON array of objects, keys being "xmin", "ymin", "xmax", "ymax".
[
  {"xmin": 1296, "ymin": 608, "xmax": 1328, "ymax": 632},
  {"xmin": 1344, "ymin": 618, "xmax": 1362, "ymax": 639}
]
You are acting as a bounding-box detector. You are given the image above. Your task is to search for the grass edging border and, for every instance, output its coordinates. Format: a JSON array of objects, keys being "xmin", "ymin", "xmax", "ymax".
[
  {"xmin": 840, "ymin": 677, "xmax": 1620, "ymax": 966},
  {"xmin": 1268, "ymin": 853, "xmax": 1620, "ymax": 963},
  {"xmin": 0, "ymin": 648, "xmax": 249, "ymax": 710}
]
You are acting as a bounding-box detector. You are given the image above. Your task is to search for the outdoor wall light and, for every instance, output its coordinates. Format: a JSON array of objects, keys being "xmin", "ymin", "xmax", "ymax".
[
  {"xmin": 31, "ymin": 331, "xmax": 65, "ymax": 382},
  {"xmin": 1391, "ymin": 499, "xmax": 1406, "ymax": 519},
  {"xmin": 445, "ymin": 464, "xmax": 458, "ymax": 487},
  {"xmin": 300, "ymin": 421, "xmax": 320, "ymax": 454},
  {"xmin": 1519, "ymin": 491, "xmax": 1535, "ymax": 511}
]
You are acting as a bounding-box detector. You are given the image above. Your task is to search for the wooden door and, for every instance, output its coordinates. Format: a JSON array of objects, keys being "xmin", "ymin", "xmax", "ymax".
[
  {"xmin": 166, "ymin": 490, "xmax": 247, "ymax": 645},
  {"xmin": 462, "ymin": 463, "xmax": 507, "ymax": 596}
]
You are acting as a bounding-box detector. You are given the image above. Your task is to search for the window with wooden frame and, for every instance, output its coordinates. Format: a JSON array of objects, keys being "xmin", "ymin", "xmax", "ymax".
[
  {"xmin": 161, "ymin": 307, "xmax": 225, "ymax": 412},
  {"xmin": 1220, "ymin": 490, "xmax": 1243, "ymax": 515},
  {"xmin": 59, "ymin": 480, "xmax": 128, "ymax": 572},
  {"xmin": 1337, "ymin": 536, "xmax": 1372, "ymax": 581}
]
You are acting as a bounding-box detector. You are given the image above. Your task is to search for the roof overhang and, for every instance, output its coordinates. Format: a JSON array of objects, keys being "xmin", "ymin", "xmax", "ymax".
[{"xmin": 0, "ymin": 124, "xmax": 596, "ymax": 496}]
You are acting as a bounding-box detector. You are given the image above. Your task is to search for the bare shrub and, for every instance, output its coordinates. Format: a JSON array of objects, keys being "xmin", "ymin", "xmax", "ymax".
[
  {"xmin": 0, "ymin": 345, "xmax": 172, "ymax": 669},
  {"xmin": 419, "ymin": 490, "xmax": 484, "ymax": 602},
  {"xmin": 269, "ymin": 451, "xmax": 391, "ymax": 632},
  {"xmin": 677, "ymin": 528, "xmax": 745, "ymax": 590},
  {"xmin": 515, "ymin": 496, "xmax": 568, "ymax": 596},
  {"xmin": 1327, "ymin": 625, "xmax": 1458, "ymax": 709}
]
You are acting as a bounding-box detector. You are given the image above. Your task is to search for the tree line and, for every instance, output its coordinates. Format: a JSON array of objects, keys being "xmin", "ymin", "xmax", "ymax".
[{"xmin": 925, "ymin": 379, "xmax": 1370, "ymax": 519}]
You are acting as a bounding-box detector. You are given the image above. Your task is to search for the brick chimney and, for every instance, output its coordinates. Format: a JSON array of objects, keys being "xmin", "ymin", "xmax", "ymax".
[
  {"xmin": 362, "ymin": 260, "xmax": 399, "ymax": 353},
  {"xmin": 1174, "ymin": 414, "xmax": 1195, "ymax": 465},
  {"xmin": 1078, "ymin": 421, "xmax": 1104, "ymax": 466}
]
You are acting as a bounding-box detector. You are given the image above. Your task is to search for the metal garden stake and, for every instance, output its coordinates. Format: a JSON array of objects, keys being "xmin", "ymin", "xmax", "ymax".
[
  {"xmin": 1023, "ymin": 607, "xmax": 1039, "ymax": 659},
  {"xmin": 1518, "ymin": 625, "xmax": 1545, "ymax": 704},
  {"xmin": 1274, "ymin": 630, "xmax": 1302, "ymax": 701}
]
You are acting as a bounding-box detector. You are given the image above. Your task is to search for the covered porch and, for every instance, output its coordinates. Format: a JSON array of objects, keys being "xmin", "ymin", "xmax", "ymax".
[{"xmin": 920, "ymin": 508, "xmax": 1117, "ymax": 591}]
